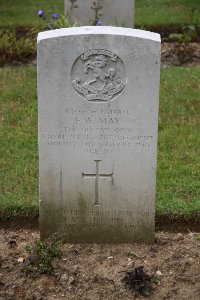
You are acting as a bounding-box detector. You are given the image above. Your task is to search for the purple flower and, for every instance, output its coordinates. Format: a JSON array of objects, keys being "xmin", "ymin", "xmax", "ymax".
[
  {"xmin": 96, "ymin": 19, "xmax": 103, "ymax": 26},
  {"xmin": 52, "ymin": 13, "xmax": 60, "ymax": 20},
  {"xmin": 38, "ymin": 10, "xmax": 44, "ymax": 18}
]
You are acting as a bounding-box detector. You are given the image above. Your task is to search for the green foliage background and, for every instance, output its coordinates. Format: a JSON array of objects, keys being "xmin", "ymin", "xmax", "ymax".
[{"xmin": 0, "ymin": 0, "xmax": 199, "ymax": 27}]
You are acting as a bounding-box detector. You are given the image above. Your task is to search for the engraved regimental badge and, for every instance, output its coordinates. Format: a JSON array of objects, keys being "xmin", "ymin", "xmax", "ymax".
[{"xmin": 71, "ymin": 49, "xmax": 126, "ymax": 102}]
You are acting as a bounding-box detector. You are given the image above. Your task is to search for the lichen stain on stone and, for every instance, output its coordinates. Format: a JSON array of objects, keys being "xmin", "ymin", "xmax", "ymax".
[
  {"xmin": 77, "ymin": 192, "xmax": 88, "ymax": 210},
  {"xmin": 59, "ymin": 166, "xmax": 64, "ymax": 208}
]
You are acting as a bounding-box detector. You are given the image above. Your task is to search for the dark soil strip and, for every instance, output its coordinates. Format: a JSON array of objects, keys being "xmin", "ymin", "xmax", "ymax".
[
  {"xmin": 0, "ymin": 216, "xmax": 39, "ymax": 230},
  {"xmin": 137, "ymin": 25, "xmax": 200, "ymax": 43},
  {"xmin": 2, "ymin": 25, "xmax": 200, "ymax": 42},
  {"xmin": 1, "ymin": 42, "xmax": 200, "ymax": 67},
  {"xmin": 0, "ymin": 215, "xmax": 199, "ymax": 232},
  {"xmin": 156, "ymin": 214, "xmax": 200, "ymax": 232}
]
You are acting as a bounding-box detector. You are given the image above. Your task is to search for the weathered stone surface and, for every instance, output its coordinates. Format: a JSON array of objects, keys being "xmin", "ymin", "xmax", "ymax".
[
  {"xmin": 65, "ymin": 0, "xmax": 135, "ymax": 27},
  {"xmin": 37, "ymin": 26, "xmax": 161, "ymax": 243}
]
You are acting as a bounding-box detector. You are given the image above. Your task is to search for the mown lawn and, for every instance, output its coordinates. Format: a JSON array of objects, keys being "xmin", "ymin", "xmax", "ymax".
[
  {"xmin": 0, "ymin": 67, "xmax": 38, "ymax": 215},
  {"xmin": 0, "ymin": 0, "xmax": 199, "ymax": 27},
  {"xmin": 0, "ymin": 66, "xmax": 200, "ymax": 218},
  {"xmin": 157, "ymin": 67, "xmax": 200, "ymax": 217},
  {"xmin": 0, "ymin": 0, "xmax": 64, "ymax": 28},
  {"xmin": 136, "ymin": 0, "xmax": 200, "ymax": 26}
]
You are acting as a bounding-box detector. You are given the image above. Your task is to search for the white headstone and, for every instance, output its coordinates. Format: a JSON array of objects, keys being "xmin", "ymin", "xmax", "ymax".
[
  {"xmin": 37, "ymin": 26, "xmax": 161, "ymax": 243},
  {"xmin": 65, "ymin": 0, "xmax": 135, "ymax": 27}
]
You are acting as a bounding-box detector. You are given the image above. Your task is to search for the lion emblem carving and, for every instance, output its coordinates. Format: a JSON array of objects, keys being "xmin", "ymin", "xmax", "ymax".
[
  {"xmin": 71, "ymin": 50, "xmax": 126, "ymax": 102},
  {"xmin": 85, "ymin": 55, "xmax": 115, "ymax": 87}
]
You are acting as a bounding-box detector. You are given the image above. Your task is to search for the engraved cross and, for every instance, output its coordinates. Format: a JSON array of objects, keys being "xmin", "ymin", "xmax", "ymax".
[{"xmin": 82, "ymin": 160, "xmax": 113, "ymax": 206}]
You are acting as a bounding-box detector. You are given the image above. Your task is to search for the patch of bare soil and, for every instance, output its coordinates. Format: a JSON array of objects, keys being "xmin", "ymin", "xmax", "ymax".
[
  {"xmin": 161, "ymin": 42, "xmax": 200, "ymax": 66},
  {"xmin": 142, "ymin": 25, "xmax": 200, "ymax": 43},
  {"xmin": 3, "ymin": 42, "xmax": 200, "ymax": 68},
  {"xmin": 0, "ymin": 229, "xmax": 200, "ymax": 300}
]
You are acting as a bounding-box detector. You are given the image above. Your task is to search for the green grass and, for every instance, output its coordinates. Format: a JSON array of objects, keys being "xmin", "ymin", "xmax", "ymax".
[
  {"xmin": 0, "ymin": 66, "xmax": 200, "ymax": 218},
  {"xmin": 157, "ymin": 67, "xmax": 200, "ymax": 217},
  {"xmin": 0, "ymin": 0, "xmax": 199, "ymax": 28},
  {"xmin": 135, "ymin": 0, "xmax": 200, "ymax": 27},
  {"xmin": 0, "ymin": 67, "xmax": 38, "ymax": 215},
  {"xmin": 0, "ymin": 0, "xmax": 64, "ymax": 28}
]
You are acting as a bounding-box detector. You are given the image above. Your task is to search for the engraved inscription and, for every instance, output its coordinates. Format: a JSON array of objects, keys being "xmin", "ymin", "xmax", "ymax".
[
  {"xmin": 40, "ymin": 107, "xmax": 154, "ymax": 153},
  {"xmin": 71, "ymin": 49, "xmax": 126, "ymax": 102},
  {"xmin": 82, "ymin": 160, "xmax": 113, "ymax": 206},
  {"xmin": 43, "ymin": 208, "xmax": 153, "ymax": 230},
  {"xmin": 45, "ymin": 209, "xmax": 152, "ymax": 218}
]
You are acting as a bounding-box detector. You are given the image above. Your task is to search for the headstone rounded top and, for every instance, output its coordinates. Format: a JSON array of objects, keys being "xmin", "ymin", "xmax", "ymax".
[{"xmin": 37, "ymin": 26, "xmax": 160, "ymax": 43}]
